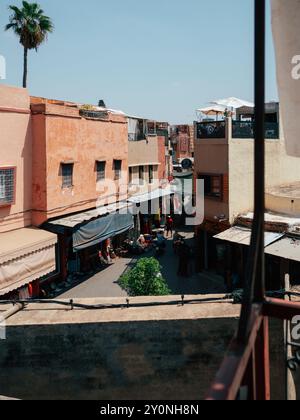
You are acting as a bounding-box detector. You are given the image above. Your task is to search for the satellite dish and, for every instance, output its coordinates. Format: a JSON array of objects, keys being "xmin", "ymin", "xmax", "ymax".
[{"xmin": 181, "ymin": 159, "xmax": 193, "ymax": 170}]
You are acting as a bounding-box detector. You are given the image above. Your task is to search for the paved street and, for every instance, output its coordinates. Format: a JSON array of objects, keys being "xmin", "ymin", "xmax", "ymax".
[{"xmin": 58, "ymin": 231, "xmax": 225, "ymax": 299}]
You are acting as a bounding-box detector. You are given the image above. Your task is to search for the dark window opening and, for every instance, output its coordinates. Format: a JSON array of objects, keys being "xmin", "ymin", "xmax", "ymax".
[
  {"xmin": 0, "ymin": 168, "xmax": 16, "ymax": 206},
  {"xmin": 62, "ymin": 163, "xmax": 73, "ymax": 188},
  {"xmin": 96, "ymin": 161, "xmax": 106, "ymax": 181},
  {"xmin": 139, "ymin": 166, "xmax": 144, "ymax": 185},
  {"xmin": 200, "ymin": 174, "xmax": 223, "ymax": 199},
  {"xmin": 129, "ymin": 167, "xmax": 133, "ymax": 184},
  {"xmin": 114, "ymin": 160, "xmax": 122, "ymax": 180},
  {"xmin": 149, "ymin": 165, "xmax": 154, "ymax": 184}
]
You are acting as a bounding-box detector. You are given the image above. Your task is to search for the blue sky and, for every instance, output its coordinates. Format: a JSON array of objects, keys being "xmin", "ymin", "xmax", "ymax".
[{"xmin": 0, "ymin": 0, "xmax": 277, "ymax": 123}]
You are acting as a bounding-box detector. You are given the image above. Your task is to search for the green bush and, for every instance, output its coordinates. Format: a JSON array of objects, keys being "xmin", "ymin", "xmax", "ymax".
[{"xmin": 119, "ymin": 257, "xmax": 171, "ymax": 297}]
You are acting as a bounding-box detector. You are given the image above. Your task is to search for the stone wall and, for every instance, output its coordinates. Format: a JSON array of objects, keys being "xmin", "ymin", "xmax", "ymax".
[{"xmin": 0, "ymin": 298, "xmax": 289, "ymax": 400}]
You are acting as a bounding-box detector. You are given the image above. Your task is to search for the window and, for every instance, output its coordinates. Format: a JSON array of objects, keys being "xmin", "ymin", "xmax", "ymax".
[
  {"xmin": 61, "ymin": 163, "xmax": 73, "ymax": 188},
  {"xmin": 114, "ymin": 160, "xmax": 122, "ymax": 180},
  {"xmin": 149, "ymin": 165, "xmax": 154, "ymax": 184},
  {"xmin": 0, "ymin": 168, "xmax": 15, "ymax": 206},
  {"xmin": 96, "ymin": 161, "xmax": 106, "ymax": 181},
  {"xmin": 200, "ymin": 174, "xmax": 223, "ymax": 199},
  {"xmin": 139, "ymin": 166, "xmax": 144, "ymax": 185}
]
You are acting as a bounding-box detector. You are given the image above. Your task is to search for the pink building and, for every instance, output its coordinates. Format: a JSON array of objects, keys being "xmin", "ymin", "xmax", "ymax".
[
  {"xmin": 29, "ymin": 97, "xmax": 131, "ymax": 282},
  {"xmin": 0, "ymin": 85, "xmax": 172, "ymax": 297},
  {"xmin": 0, "ymin": 85, "xmax": 57, "ymax": 298},
  {"xmin": 170, "ymin": 124, "xmax": 194, "ymax": 163},
  {"xmin": 30, "ymin": 97, "xmax": 128, "ymax": 226}
]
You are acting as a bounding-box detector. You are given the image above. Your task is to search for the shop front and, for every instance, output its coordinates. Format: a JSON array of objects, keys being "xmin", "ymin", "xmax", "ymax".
[
  {"xmin": 213, "ymin": 226, "xmax": 300, "ymax": 291},
  {"xmin": 128, "ymin": 187, "xmax": 174, "ymax": 236},
  {"xmin": 44, "ymin": 203, "xmax": 134, "ymax": 281}
]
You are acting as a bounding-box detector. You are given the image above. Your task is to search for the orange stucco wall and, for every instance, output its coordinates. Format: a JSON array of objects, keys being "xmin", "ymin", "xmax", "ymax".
[
  {"xmin": 0, "ymin": 85, "xmax": 32, "ymax": 233},
  {"xmin": 31, "ymin": 102, "xmax": 128, "ymax": 226}
]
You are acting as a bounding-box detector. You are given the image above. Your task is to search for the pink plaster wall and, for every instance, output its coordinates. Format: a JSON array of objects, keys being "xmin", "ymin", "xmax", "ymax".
[{"xmin": 0, "ymin": 85, "xmax": 32, "ymax": 233}]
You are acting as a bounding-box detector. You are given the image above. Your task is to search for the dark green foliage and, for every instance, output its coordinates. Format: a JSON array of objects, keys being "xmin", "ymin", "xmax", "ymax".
[{"xmin": 119, "ymin": 258, "xmax": 171, "ymax": 297}]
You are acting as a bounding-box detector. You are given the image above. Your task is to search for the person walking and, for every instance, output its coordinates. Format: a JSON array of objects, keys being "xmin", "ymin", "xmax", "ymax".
[{"xmin": 166, "ymin": 215, "xmax": 174, "ymax": 238}]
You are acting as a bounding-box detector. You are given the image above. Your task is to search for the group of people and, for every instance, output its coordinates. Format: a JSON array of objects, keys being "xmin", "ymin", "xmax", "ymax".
[
  {"xmin": 165, "ymin": 217, "xmax": 193, "ymax": 277},
  {"xmin": 136, "ymin": 215, "xmax": 193, "ymax": 278},
  {"xmin": 173, "ymin": 233, "xmax": 192, "ymax": 277}
]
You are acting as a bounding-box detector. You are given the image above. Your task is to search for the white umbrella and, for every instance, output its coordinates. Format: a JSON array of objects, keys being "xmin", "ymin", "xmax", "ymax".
[{"xmin": 211, "ymin": 97, "xmax": 254, "ymax": 109}]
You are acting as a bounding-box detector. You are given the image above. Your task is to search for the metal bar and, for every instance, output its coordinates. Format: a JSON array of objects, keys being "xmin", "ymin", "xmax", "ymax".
[
  {"xmin": 254, "ymin": 317, "xmax": 271, "ymax": 400},
  {"xmin": 242, "ymin": 351, "xmax": 256, "ymax": 400},
  {"xmin": 238, "ymin": 0, "xmax": 266, "ymax": 343}
]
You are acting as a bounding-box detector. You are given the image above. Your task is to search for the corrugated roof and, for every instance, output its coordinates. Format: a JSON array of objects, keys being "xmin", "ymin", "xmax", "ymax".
[
  {"xmin": 128, "ymin": 188, "xmax": 173, "ymax": 204},
  {"xmin": 266, "ymin": 237, "xmax": 300, "ymax": 262},
  {"xmin": 214, "ymin": 227, "xmax": 284, "ymax": 247}
]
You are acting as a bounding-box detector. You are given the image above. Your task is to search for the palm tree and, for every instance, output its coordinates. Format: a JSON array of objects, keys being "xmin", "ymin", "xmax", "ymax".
[{"xmin": 5, "ymin": 1, "xmax": 53, "ymax": 88}]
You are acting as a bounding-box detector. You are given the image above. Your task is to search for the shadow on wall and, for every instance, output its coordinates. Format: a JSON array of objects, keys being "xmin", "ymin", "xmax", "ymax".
[{"xmin": 0, "ymin": 317, "xmax": 287, "ymax": 400}]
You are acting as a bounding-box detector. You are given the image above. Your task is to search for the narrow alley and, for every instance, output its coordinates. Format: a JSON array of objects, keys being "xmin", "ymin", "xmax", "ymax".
[{"xmin": 58, "ymin": 231, "xmax": 225, "ymax": 299}]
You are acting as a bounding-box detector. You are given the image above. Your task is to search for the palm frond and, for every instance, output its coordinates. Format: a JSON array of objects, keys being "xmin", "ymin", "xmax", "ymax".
[{"xmin": 5, "ymin": 1, "xmax": 54, "ymax": 50}]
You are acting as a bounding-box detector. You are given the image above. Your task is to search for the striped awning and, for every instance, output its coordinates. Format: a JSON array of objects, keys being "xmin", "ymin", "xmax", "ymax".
[{"xmin": 0, "ymin": 227, "xmax": 57, "ymax": 296}]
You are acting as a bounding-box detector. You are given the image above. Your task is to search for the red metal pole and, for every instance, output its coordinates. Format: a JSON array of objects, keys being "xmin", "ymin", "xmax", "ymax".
[{"xmin": 254, "ymin": 317, "xmax": 271, "ymax": 400}]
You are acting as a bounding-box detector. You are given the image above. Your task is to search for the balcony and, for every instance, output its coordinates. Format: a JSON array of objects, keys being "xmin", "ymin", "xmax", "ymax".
[
  {"xmin": 232, "ymin": 121, "xmax": 279, "ymax": 139},
  {"xmin": 156, "ymin": 129, "xmax": 169, "ymax": 139},
  {"xmin": 196, "ymin": 121, "xmax": 226, "ymax": 139},
  {"xmin": 128, "ymin": 132, "xmax": 147, "ymax": 141},
  {"xmin": 195, "ymin": 120, "xmax": 280, "ymax": 140}
]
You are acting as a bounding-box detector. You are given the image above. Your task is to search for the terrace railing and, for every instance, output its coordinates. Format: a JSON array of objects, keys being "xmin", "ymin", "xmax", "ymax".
[
  {"xmin": 195, "ymin": 121, "xmax": 279, "ymax": 140},
  {"xmin": 156, "ymin": 129, "xmax": 169, "ymax": 138},
  {"xmin": 232, "ymin": 121, "xmax": 279, "ymax": 139},
  {"xmin": 196, "ymin": 121, "xmax": 226, "ymax": 139}
]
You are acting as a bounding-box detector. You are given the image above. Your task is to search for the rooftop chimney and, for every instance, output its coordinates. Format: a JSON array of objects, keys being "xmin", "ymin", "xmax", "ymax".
[{"xmin": 98, "ymin": 100, "xmax": 106, "ymax": 108}]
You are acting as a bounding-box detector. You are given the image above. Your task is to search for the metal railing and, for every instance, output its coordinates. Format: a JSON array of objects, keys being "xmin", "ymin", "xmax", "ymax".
[
  {"xmin": 195, "ymin": 120, "xmax": 279, "ymax": 140},
  {"xmin": 207, "ymin": 0, "xmax": 300, "ymax": 400},
  {"xmin": 128, "ymin": 133, "xmax": 147, "ymax": 141},
  {"xmin": 147, "ymin": 128, "xmax": 157, "ymax": 136},
  {"xmin": 196, "ymin": 121, "xmax": 226, "ymax": 139},
  {"xmin": 207, "ymin": 298, "xmax": 300, "ymax": 400},
  {"xmin": 156, "ymin": 129, "xmax": 169, "ymax": 138},
  {"xmin": 79, "ymin": 109, "xmax": 109, "ymax": 120},
  {"xmin": 232, "ymin": 121, "xmax": 279, "ymax": 139}
]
